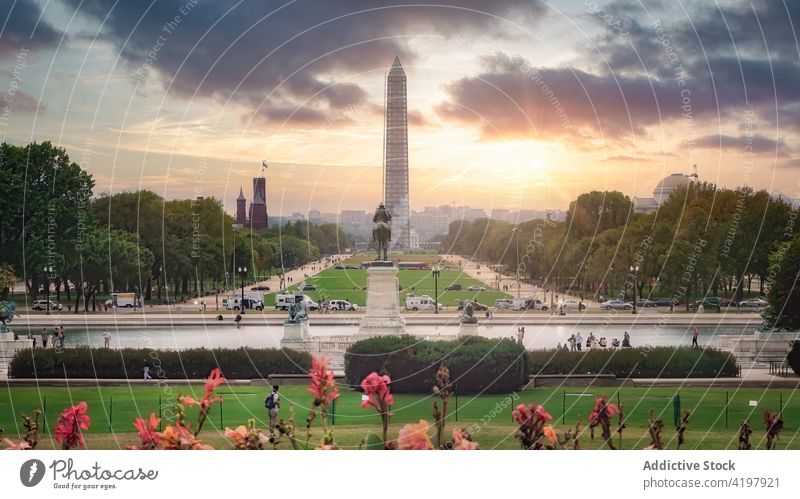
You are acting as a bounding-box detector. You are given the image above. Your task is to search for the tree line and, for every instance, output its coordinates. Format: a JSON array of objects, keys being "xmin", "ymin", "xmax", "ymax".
[
  {"xmin": 442, "ymin": 184, "xmax": 800, "ymax": 329},
  {"xmin": 0, "ymin": 142, "xmax": 349, "ymax": 311}
]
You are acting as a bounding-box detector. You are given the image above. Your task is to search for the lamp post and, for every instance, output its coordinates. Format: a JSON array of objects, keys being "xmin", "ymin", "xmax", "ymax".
[
  {"xmin": 43, "ymin": 265, "xmax": 54, "ymax": 314},
  {"xmin": 432, "ymin": 265, "xmax": 442, "ymax": 315},
  {"xmin": 238, "ymin": 266, "xmax": 247, "ymax": 314},
  {"xmin": 512, "ymin": 226, "xmax": 521, "ymax": 299},
  {"xmin": 158, "ymin": 265, "xmax": 163, "ymax": 303},
  {"xmin": 630, "ymin": 264, "xmax": 640, "ymax": 314}
]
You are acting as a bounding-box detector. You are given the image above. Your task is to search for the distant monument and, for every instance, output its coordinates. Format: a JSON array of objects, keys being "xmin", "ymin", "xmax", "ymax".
[
  {"xmin": 383, "ymin": 57, "xmax": 411, "ymax": 248},
  {"xmin": 234, "ymin": 160, "xmax": 269, "ymax": 230}
]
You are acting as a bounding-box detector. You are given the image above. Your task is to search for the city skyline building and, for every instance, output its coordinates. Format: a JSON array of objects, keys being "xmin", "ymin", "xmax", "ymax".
[
  {"xmin": 383, "ymin": 56, "xmax": 411, "ymax": 248},
  {"xmin": 234, "ymin": 175, "xmax": 269, "ymax": 230}
]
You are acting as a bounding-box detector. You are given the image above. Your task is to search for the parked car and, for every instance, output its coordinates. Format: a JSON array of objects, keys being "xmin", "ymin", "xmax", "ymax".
[
  {"xmin": 302, "ymin": 284, "xmax": 317, "ymax": 291},
  {"xmin": 444, "ymin": 283, "xmax": 462, "ymax": 291},
  {"xmin": 514, "ymin": 297, "xmax": 548, "ymax": 311},
  {"xmin": 695, "ymin": 297, "xmax": 733, "ymax": 309},
  {"xmin": 467, "ymin": 285, "xmax": 486, "ymax": 291},
  {"xmin": 325, "ymin": 299, "xmax": 359, "ymax": 311},
  {"xmin": 457, "ymin": 300, "xmax": 488, "ymax": 311},
  {"xmin": 251, "ymin": 285, "xmax": 271, "ymax": 291},
  {"xmin": 600, "ymin": 299, "xmax": 632, "ymax": 310},
  {"xmin": 739, "ymin": 297, "xmax": 767, "ymax": 308},
  {"xmin": 495, "ymin": 299, "xmax": 514, "ymax": 309},
  {"xmin": 653, "ymin": 298, "xmax": 680, "ymax": 307},
  {"xmin": 31, "ymin": 300, "xmax": 62, "ymax": 311},
  {"xmin": 558, "ymin": 299, "xmax": 587, "ymax": 311},
  {"xmin": 635, "ymin": 298, "xmax": 657, "ymax": 308}
]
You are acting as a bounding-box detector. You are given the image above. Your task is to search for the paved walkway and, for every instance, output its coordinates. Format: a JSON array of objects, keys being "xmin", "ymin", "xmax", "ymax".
[{"xmin": 445, "ymin": 254, "xmax": 608, "ymax": 307}]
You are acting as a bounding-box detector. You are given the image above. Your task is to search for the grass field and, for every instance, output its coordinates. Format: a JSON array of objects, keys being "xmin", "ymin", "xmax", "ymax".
[
  {"xmin": 2, "ymin": 385, "xmax": 798, "ymax": 449},
  {"xmin": 264, "ymin": 253, "xmax": 510, "ymax": 307}
]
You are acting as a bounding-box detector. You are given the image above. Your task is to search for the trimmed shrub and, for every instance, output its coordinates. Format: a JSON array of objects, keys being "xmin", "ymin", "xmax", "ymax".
[
  {"xmin": 345, "ymin": 335, "xmax": 528, "ymax": 394},
  {"xmin": 528, "ymin": 347, "xmax": 738, "ymax": 378},
  {"xmin": 10, "ymin": 347, "xmax": 311, "ymax": 379}
]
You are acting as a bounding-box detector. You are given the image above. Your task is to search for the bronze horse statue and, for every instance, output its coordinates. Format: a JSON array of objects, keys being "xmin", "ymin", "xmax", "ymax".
[{"xmin": 372, "ymin": 203, "xmax": 392, "ymax": 261}]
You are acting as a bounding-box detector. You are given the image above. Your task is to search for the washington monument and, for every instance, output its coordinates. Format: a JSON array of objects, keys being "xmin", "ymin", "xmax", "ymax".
[{"xmin": 383, "ymin": 56, "xmax": 411, "ymax": 248}]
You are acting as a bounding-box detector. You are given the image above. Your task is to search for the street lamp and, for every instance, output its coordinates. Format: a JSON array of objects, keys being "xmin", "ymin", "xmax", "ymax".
[
  {"xmin": 158, "ymin": 265, "xmax": 163, "ymax": 302},
  {"xmin": 43, "ymin": 265, "xmax": 54, "ymax": 314},
  {"xmin": 512, "ymin": 226, "xmax": 521, "ymax": 299},
  {"xmin": 630, "ymin": 264, "xmax": 640, "ymax": 314},
  {"xmin": 238, "ymin": 266, "xmax": 247, "ymax": 313},
  {"xmin": 432, "ymin": 265, "xmax": 442, "ymax": 315}
]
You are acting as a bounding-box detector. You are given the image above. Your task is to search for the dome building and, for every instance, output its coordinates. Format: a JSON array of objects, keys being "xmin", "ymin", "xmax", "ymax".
[{"xmin": 634, "ymin": 168, "xmax": 698, "ymax": 214}]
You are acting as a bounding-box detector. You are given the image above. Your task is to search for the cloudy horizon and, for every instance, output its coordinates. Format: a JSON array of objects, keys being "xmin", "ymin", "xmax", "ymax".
[{"xmin": 2, "ymin": 0, "xmax": 799, "ymax": 216}]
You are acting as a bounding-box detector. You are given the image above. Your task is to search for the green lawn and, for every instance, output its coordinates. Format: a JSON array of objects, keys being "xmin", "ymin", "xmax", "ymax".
[
  {"xmin": 2, "ymin": 385, "xmax": 798, "ymax": 449},
  {"xmin": 265, "ymin": 263, "xmax": 510, "ymax": 308}
]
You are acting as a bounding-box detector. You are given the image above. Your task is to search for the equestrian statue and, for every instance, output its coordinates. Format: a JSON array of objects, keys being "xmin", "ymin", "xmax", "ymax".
[{"xmin": 372, "ymin": 203, "xmax": 392, "ymax": 261}]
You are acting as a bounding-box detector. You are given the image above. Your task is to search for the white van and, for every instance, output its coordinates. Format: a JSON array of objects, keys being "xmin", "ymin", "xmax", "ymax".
[
  {"xmin": 405, "ymin": 295, "xmax": 442, "ymax": 311},
  {"xmin": 225, "ymin": 295, "xmax": 264, "ymax": 311},
  {"xmin": 105, "ymin": 292, "xmax": 139, "ymax": 308},
  {"xmin": 275, "ymin": 293, "xmax": 319, "ymax": 311}
]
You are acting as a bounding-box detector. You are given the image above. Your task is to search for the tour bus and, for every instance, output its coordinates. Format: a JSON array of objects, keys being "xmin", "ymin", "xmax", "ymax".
[
  {"xmin": 106, "ymin": 292, "xmax": 139, "ymax": 308},
  {"xmin": 405, "ymin": 294, "xmax": 442, "ymax": 311},
  {"xmin": 274, "ymin": 293, "xmax": 319, "ymax": 311}
]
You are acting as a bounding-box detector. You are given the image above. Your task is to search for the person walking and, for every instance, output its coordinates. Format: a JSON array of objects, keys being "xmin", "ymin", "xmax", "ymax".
[
  {"xmin": 103, "ymin": 329, "xmax": 112, "ymax": 348},
  {"xmin": 691, "ymin": 326, "xmax": 699, "ymax": 348},
  {"xmin": 40, "ymin": 328, "xmax": 48, "ymax": 348},
  {"xmin": 265, "ymin": 385, "xmax": 280, "ymax": 440},
  {"xmin": 143, "ymin": 363, "xmax": 152, "ymax": 380},
  {"xmin": 575, "ymin": 332, "xmax": 583, "ymax": 351}
]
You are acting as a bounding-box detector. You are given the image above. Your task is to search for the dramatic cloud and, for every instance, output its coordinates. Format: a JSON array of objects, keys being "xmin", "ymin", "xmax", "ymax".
[
  {"xmin": 438, "ymin": 0, "xmax": 800, "ymax": 144},
  {"xmin": 0, "ymin": 0, "xmax": 62, "ymax": 57},
  {"xmin": 64, "ymin": 0, "xmax": 547, "ymax": 128},
  {"xmin": 695, "ymin": 134, "xmax": 788, "ymax": 154}
]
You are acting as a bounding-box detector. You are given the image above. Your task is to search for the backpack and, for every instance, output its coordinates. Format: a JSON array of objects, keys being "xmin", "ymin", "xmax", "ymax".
[{"xmin": 264, "ymin": 392, "xmax": 276, "ymax": 410}]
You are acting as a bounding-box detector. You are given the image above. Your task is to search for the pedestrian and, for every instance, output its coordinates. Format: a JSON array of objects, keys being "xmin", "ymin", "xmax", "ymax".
[
  {"xmin": 691, "ymin": 326, "xmax": 699, "ymax": 348},
  {"xmin": 143, "ymin": 364, "xmax": 152, "ymax": 380},
  {"xmin": 575, "ymin": 332, "xmax": 583, "ymax": 351},
  {"xmin": 622, "ymin": 331, "xmax": 631, "ymax": 348},
  {"xmin": 103, "ymin": 329, "xmax": 112, "ymax": 348},
  {"xmin": 265, "ymin": 385, "xmax": 280, "ymax": 440},
  {"xmin": 40, "ymin": 328, "xmax": 48, "ymax": 348},
  {"xmin": 234, "ymin": 313, "xmax": 242, "ymax": 326}
]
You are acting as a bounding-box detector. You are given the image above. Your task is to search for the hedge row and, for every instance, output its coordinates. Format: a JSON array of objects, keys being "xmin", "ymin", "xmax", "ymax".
[
  {"xmin": 345, "ymin": 335, "xmax": 528, "ymax": 394},
  {"xmin": 10, "ymin": 347, "xmax": 312, "ymax": 379},
  {"xmin": 528, "ymin": 347, "xmax": 738, "ymax": 378}
]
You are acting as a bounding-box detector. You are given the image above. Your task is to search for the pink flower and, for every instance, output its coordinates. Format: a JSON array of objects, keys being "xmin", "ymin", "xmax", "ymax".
[
  {"xmin": 54, "ymin": 401, "xmax": 91, "ymax": 449},
  {"xmin": 132, "ymin": 413, "xmax": 160, "ymax": 448},
  {"xmin": 3, "ymin": 438, "xmax": 31, "ymax": 450},
  {"xmin": 452, "ymin": 429, "xmax": 479, "ymax": 450},
  {"xmin": 360, "ymin": 372, "xmax": 394, "ymax": 409},
  {"xmin": 308, "ymin": 356, "xmax": 339, "ymax": 405},
  {"xmin": 397, "ymin": 420, "xmax": 433, "ymax": 450},
  {"xmin": 204, "ymin": 368, "xmax": 225, "ymax": 400},
  {"xmin": 543, "ymin": 425, "xmax": 557, "ymax": 445},
  {"xmin": 589, "ymin": 397, "xmax": 619, "ymax": 424},
  {"xmin": 513, "ymin": 403, "xmax": 552, "ymax": 424}
]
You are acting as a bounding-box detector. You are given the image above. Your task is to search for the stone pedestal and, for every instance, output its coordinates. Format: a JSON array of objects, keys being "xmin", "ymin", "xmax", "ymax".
[
  {"xmin": 283, "ymin": 321, "xmax": 310, "ymax": 341},
  {"xmin": 357, "ymin": 263, "xmax": 406, "ymax": 338},
  {"xmin": 458, "ymin": 322, "xmax": 479, "ymax": 338}
]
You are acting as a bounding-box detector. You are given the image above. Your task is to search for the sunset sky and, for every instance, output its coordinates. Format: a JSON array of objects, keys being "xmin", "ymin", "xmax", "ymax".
[{"xmin": 2, "ymin": 0, "xmax": 799, "ymax": 217}]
